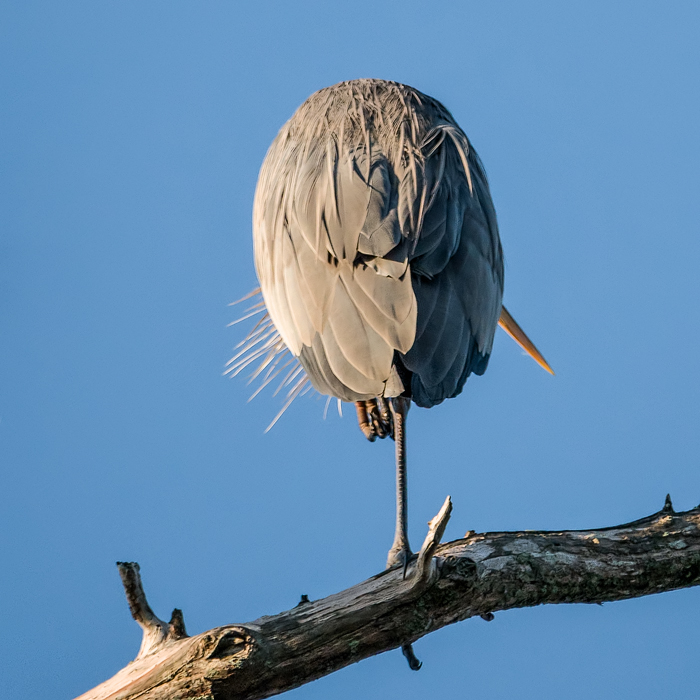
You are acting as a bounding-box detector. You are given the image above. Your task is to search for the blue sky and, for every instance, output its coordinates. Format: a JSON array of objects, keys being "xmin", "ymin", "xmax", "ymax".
[{"xmin": 2, "ymin": 2, "xmax": 700, "ymax": 698}]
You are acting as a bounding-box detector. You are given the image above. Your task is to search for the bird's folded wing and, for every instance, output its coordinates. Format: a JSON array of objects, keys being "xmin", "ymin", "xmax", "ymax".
[
  {"xmin": 254, "ymin": 126, "xmax": 417, "ymax": 401},
  {"xmin": 403, "ymin": 145, "xmax": 504, "ymax": 407}
]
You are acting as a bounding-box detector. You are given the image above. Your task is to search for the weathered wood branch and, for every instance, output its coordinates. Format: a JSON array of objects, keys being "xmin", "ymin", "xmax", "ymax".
[
  {"xmin": 76, "ymin": 496, "xmax": 700, "ymax": 700},
  {"xmin": 117, "ymin": 562, "xmax": 188, "ymax": 659}
]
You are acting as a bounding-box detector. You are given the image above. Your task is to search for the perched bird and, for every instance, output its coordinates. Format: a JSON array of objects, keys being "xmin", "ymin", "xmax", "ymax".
[{"xmin": 232, "ymin": 79, "xmax": 551, "ymax": 570}]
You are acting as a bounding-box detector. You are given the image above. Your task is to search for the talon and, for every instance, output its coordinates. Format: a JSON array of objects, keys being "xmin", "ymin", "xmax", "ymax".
[
  {"xmin": 367, "ymin": 399, "xmax": 387, "ymax": 439},
  {"xmin": 355, "ymin": 402, "xmax": 376, "ymax": 441},
  {"xmin": 377, "ymin": 397, "xmax": 394, "ymax": 438},
  {"xmin": 356, "ymin": 399, "xmax": 394, "ymax": 441}
]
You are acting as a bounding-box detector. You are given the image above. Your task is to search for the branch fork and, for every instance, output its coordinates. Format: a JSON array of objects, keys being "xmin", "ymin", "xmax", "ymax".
[{"xmin": 116, "ymin": 562, "xmax": 189, "ymax": 659}]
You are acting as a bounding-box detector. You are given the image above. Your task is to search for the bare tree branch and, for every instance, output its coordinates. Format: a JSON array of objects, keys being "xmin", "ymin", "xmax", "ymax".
[{"xmin": 76, "ymin": 496, "xmax": 700, "ymax": 700}]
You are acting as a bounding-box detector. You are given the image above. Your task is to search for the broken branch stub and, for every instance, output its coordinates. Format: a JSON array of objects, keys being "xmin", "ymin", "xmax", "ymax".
[
  {"xmin": 116, "ymin": 561, "xmax": 188, "ymax": 659},
  {"xmin": 413, "ymin": 495, "xmax": 453, "ymax": 586}
]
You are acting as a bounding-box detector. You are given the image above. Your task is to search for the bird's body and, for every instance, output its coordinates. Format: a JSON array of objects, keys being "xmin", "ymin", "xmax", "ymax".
[
  {"xmin": 253, "ymin": 79, "xmax": 503, "ymax": 410},
  {"xmin": 243, "ymin": 79, "xmax": 550, "ymax": 573}
]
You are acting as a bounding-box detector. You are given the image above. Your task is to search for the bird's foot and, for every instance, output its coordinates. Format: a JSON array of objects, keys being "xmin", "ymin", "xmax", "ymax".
[
  {"xmin": 355, "ymin": 399, "xmax": 393, "ymax": 441},
  {"xmin": 386, "ymin": 542, "xmax": 414, "ymax": 577}
]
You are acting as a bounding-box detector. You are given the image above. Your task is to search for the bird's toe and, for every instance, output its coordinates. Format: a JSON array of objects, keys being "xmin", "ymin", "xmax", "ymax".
[{"xmin": 386, "ymin": 543, "xmax": 414, "ymax": 575}]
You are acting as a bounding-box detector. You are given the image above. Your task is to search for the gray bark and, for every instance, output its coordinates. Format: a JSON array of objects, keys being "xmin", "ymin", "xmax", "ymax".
[{"xmin": 75, "ymin": 495, "xmax": 700, "ymax": 700}]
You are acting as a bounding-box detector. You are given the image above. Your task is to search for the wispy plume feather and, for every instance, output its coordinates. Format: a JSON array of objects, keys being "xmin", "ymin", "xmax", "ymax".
[{"xmin": 226, "ymin": 288, "xmax": 311, "ymax": 430}]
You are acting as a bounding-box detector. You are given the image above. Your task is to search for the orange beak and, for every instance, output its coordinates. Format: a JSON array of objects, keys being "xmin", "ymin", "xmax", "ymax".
[{"xmin": 498, "ymin": 305, "xmax": 554, "ymax": 375}]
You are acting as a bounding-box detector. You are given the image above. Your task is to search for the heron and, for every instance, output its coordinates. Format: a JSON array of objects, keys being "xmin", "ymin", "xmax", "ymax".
[{"xmin": 235, "ymin": 79, "xmax": 552, "ymax": 571}]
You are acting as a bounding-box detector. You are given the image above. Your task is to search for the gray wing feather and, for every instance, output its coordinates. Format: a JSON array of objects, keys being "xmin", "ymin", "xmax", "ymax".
[{"xmin": 405, "ymin": 146, "xmax": 503, "ymax": 406}]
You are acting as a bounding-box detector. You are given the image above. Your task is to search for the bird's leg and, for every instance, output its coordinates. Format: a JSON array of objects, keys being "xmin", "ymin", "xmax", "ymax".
[{"xmin": 386, "ymin": 396, "xmax": 412, "ymax": 571}]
